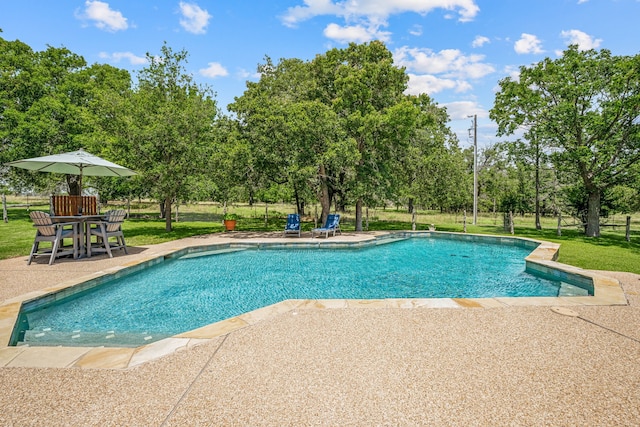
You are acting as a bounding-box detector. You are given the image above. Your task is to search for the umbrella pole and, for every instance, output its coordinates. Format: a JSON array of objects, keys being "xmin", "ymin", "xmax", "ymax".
[{"xmin": 78, "ymin": 165, "xmax": 83, "ymax": 196}]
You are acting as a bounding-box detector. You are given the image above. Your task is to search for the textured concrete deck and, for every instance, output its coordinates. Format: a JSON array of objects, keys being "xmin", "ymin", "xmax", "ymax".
[{"xmin": 1, "ymin": 231, "xmax": 639, "ymax": 425}]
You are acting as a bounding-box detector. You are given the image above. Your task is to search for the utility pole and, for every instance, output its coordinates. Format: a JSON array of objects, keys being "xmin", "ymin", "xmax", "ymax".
[{"xmin": 468, "ymin": 114, "xmax": 478, "ymax": 225}]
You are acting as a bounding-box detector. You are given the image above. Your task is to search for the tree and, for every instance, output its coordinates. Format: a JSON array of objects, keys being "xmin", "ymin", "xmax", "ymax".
[
  {"xmin": 0, "ymin": 35, "xmax": 134, "ymax": 196},
  {"xmin": 491, "ymin": 46, "xmax": 640, "ymax": 237},
  {"xmin": 125, "ymin": 44, "xmax": 219, "ymax": 231},
  {"xmin": 1, "ymin": 38, "xmax": 91, "ymax": 194},
  {"xmin": 230, "ymin": 57, "xmax": 353, "ymax": 216},
  {"xmin": 399, "ymin": 94, "xmax": 468, "ymax": 213},
  {"xmin": 476, "ymin": 144, "xmax": 512, "ymax": 217},
  {"xmin": 502, "ymin": 138, "xmax": 554, "ymax": 228},
  {"xmin": 311, "ymin": 41, "xmax": 419, "ymax": 230}
]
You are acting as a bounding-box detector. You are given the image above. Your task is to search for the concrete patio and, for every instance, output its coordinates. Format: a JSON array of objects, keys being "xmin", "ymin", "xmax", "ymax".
[{"xmin": 0, "ymin": 232, "xmax": 639, "ymax": 425}]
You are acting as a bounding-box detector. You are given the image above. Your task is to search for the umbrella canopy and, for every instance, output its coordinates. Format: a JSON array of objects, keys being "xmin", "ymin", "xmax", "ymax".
[
  {"xmin": 5, "ymin": 149, "xmax": 136, "ymax": 193},
  {"xmin": 6, "ymin": 149, "xmax": 137, "ymax": 177}
]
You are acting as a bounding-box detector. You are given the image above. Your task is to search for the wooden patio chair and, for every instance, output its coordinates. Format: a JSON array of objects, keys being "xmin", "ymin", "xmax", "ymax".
[
  {"xmin": 87, "ymin": 209, "xmax": 128, "ymax": 258},
  {"xmin": 28, "ymin": 211, "xmax": 79, "ymax": 265}
]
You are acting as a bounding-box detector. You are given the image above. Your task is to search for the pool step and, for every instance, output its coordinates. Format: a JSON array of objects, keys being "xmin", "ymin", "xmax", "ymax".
[
  {"xmin": 558, "ymin": 282, "xmax": 589, "ymax": 297},
  {"xmin": 374, "ymin": 237, "xmax": 408, "ymax": 246},
  {"xmin": 179, "ymin": 247, "xmax": 248, "ymax": 260},
  {"xmin": 20, "ymin": 329, "xmax": 172, "ymax": 347}
]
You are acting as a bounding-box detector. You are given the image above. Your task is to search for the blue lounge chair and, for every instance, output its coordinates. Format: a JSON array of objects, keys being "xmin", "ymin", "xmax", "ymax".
[
  {"xmin": 312, "ymin": 214, "xmax": 341, "ymax": 238},
  {"xmin": 283, "ymin": 213, "xmax": 301, "ymax": 237}
]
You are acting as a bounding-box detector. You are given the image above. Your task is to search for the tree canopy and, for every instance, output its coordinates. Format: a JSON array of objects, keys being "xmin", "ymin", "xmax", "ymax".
[
  {"xmin": 230, "ymin": 41, "xmax": 459, "ymax": 230},
  {"xmin": 491, "ymin": 46, "xmax": 640, "ymax": 236},
  {"xmin": 6, "ymin": 34, "xmax": 636, "ymax": 236},
  {"xmin": 121, "ymin": 44, "xmax": 219, "ymax": 231}
]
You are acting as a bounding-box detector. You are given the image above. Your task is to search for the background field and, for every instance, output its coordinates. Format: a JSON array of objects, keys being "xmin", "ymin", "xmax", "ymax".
[{"xmin": 2, "ymin": 195, "xmax": 639, "ymax": 274}]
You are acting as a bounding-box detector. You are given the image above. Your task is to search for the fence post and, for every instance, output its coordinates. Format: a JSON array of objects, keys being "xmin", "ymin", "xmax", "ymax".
[
  {"xmin": 365, "ymin": 206, "xmax": 369, "ymax": 231},
  {"xmin": 463, "ymin": 210, "xmax": 467, "ymax": 233},
  {"xmin": 626, "ymin": 215, "xmax": 631, "ymax": 242},
  {"xmin": 557, "ymin": 213, "xmax": 562, "ymax": 237},
  {"xmin": 2, "ymin": 194, "xmax": 7, "ymax": 223},
  {"xmin": 509, "ymin": 211, "xmax": 514, "ymax": 235}
]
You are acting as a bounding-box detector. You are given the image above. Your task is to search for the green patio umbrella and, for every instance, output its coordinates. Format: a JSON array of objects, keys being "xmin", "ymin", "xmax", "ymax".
[{"xmin": 5, "ymin": 149, "xmax": 137, "ymax": 194}]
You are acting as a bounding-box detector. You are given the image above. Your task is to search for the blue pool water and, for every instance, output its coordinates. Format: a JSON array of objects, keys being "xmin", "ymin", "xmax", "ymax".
[{"xmin": 15, "ymin": 237, "xmax": 564, "ymax": 347}]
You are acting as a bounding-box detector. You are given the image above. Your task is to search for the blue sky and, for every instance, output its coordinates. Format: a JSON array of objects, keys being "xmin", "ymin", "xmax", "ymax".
[{"xmin": 2, "ymin": 0, "xmax": 640, "ymax": 147}]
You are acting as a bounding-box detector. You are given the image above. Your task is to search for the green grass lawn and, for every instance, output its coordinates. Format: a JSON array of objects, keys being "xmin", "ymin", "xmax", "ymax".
[{"xmin": 2, "ymin": 199, "xmax": 639, "ymax": 274}]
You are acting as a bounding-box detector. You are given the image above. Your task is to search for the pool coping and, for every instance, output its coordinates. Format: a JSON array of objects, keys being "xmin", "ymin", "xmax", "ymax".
[{"xmin": 0, "ymin": 231, "xmax": 627, "ymax": 369}]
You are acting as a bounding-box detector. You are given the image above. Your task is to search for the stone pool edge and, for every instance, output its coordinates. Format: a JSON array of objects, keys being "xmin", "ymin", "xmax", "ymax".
[{"xmin": 0, "ymin": 231, "xmax": 627, "ymax": 370}]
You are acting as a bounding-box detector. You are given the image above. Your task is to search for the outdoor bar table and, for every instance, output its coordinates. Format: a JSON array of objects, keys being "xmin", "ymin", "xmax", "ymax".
[{"xmin": 51, "ymin": 214, "xmax": 105, "ymax": 258}]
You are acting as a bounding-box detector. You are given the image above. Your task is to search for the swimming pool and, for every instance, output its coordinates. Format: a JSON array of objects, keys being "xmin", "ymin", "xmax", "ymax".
[{"xmin": 11, "ymin": 234, "xmax": 587, "ymax": 347}]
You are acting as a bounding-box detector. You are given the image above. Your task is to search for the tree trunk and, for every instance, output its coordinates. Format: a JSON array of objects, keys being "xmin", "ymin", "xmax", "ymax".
[
  {"xmin": 535, "ymin": 156, "xmax": 541, "ymax": 230},
  {"xmin": 585, "ymin": 188, "xmax": 601, "ymax": 237},
  {"xmin": 66, "ymin": 175, "xmax": 81, "ymax": 196},
  {"xmin": 164, "ymin": 197, "xmax": 172, "ymax": 232},
  {"xmin": 294, "ymin": 188, "xmax": 305, "ymax": 215},
  {"xmin": 355, "ymin": 198, "xmax": 363, "ymax": 231},
  {"xmin": 408, "ymin": 198, "xmax": 414, "ymax": 214},
  {"xmin": 159, "ymin": 201, "xmax": 165, "ymax": 219},
  {"xmin": 318, "ymin": 164, "xmax": 331, "ymax": 225},
  {"xmin": 294, "ymin": 190, "xmax": 300, "ymax": 215}
]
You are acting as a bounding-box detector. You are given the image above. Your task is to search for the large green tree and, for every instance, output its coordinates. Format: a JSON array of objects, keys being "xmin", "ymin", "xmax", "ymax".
[
  {"xmin": 399, "ymin": 94, "xmax": 469, "ymax": 213},
  {"xmin": 0, "ymin": 35, "xmax": 133, "ymax": 195},
  {"xmin": 232, "ymin": 42, "xmax": 451, "ymax": 228},
  {"xmin": 124, "ymin": 44, "xmax": 219, "ymax": 231},
  {"xmin": 491, "ymin": 46, "xmax": 640, "ymax": 237},
  {"xmin": 1, "ymin": 38, "xmax": 87, "ymax": 193},
  {"xmin": 311, "ymin": 41, "xmax": 419, "ymax": 230},
  {"xmin": 230, "ymin": 57, "xmax": 352, "ymax": 216}
]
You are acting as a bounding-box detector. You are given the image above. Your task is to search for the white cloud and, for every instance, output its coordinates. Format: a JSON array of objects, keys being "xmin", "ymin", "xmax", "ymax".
[
  {"xmin": 394, "ymin": 47, "xmax": 495, "ymax": 80},
  {"xmin": 444, "ymin": 101, "xmax": 494, "ymax": 147},
  {"xmin": 283, "ymin": 0, "xmax": 480, "ymax": 26},
  {"xmin": 99, "ymin": 51, "xmax": 147, "ymax": 65},
  {"xmin": 444, "ymin": 100, "xmax": 485, "ymax": 120},
  {"xmin": 281, "ymin": 0, "xmax": 480, "ymax": 45},
  {"xmin": 409, "ymin": 25, "xmax": 423, "ymax": 36},
  {"xmin": 78, "ymin": 0, "xmax": 128, "ymax": 32},
  {"xmin": 237, "ymin": 68, "xmax": 261, "ymax": 80},
  {"xmin": 281, "ymin": 0, "xmax": 342, "ymax": 27},
  {"xmin": 502, "ymin": 65, "xmax": 521, "ymax": 81},
  {"xmin": 577, "ymin": 0, "xmax": 588, "ymax": 4},
  {"xmin": 179, "ymin": 2, "xmax": 211, "ymax": 34},
  {"xmin": 199, "ymin": 62, "xmax": 229, "ymax": 78},
  {"xmin": 514, "ymin": 33, "xmax": 544, "ymax": 54},
  {"xmin": 472, "ymin": 35, "xmax": 490, "ymax": 48},
  {"xmin": 560, "ymin": 29, "xmax": 602, "ymax": 50},
  {"xmin": 395, "ymin": 46, "xmax": 493, "ymax": 97},
  {"xmin": 323, "ymin": 23, "xmax": 390, "ymax": 43},
  {"xmin": 406, "ymin": 74, "xmax": 472, "ymax": 95}
]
